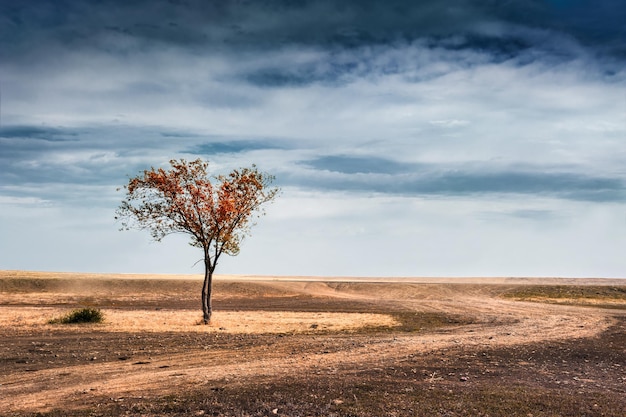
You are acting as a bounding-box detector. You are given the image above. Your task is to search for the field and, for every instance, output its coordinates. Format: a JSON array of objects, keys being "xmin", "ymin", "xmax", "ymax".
[{"xmin": 0, "ymin": 271, "xmax": 625, "ymax": 417}]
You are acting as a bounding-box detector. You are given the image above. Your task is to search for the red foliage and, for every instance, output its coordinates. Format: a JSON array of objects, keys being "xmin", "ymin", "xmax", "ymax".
[{"xmin": 116, "ymin": 159, "xmax": 278, "ymax": 273}]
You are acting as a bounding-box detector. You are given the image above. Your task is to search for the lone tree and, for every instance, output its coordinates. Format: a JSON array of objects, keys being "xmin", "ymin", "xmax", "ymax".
[{"xmin": 116, "ymin": 158, "xmax": 278, "ymax": 323}]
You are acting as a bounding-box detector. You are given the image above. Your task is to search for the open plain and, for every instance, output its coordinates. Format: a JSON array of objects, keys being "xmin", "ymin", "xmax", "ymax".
[{"xmin": 0, "ymin": 270, "xmax": 625, "ymax": 416}]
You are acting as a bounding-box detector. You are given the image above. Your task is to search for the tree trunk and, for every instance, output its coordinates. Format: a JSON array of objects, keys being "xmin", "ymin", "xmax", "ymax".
[{"xmin": 201, "ymin": 258, "xmax": 213, "ymax": 324}]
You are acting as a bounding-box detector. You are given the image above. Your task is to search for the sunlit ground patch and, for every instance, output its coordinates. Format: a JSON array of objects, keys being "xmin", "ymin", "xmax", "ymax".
[{"xmin": 0, "ymin": 306, "xmax": 399, "ymax": 334}]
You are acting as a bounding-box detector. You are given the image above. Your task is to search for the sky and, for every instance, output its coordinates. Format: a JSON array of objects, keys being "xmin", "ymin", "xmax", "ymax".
[{"xmin": 0, "ymin": 0, "xmax": 625, "ymax": 278}]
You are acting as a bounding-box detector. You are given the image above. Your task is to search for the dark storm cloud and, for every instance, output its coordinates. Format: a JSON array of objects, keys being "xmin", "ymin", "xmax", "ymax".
[
  {"xmin": 244, "ymin": 69, "xmax": 319, "ymax": 89},
  {"xmin": 542, "ymin": 0, "xmax": 626, "ymax": 55},
  {"xmin": 239, "ymin": 51, "xmax": 392, "ymax": 88},
  {"xmin": 0, "ymin": 0, "xmax": 477, "ymax": 53},
  {"xmin": 2, "ymin": 0, "xmax": 623, "ymax": 60},
  {"xmin": 243, "ymin": 67, "xmax": 336, "ymax": 89},
  {"xmin": 238, "ymin": 35, "xmax": 544, "ymax": 90}
]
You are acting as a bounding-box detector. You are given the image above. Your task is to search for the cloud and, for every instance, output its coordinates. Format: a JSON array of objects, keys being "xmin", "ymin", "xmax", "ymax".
[
  {"xmin": 3, "ymin": 0, "xmax": 623, "ymax": 64},
  {"xmin": 0, "ymin": 126, "xmax": 78, "ymax": 141},
  {"xmin": 0, "ymin": 125, "xmax": 185, "ymax": 195},
  {"xmin": 293, "ymin": 157, "xmax": 626, "ymax": 202},
  {"xmin": 186, "ymin": 140, "xmax": 287, "ymax": 155},
  {"xmin": 507, "ymin": 209, "xmax": 557, "ymax": 220},
  {"xmin": 0, "ymin": 195, "xmax": 52, "ymax": 207},
  {"xmin": 301, "ymin": 155, "xmax": 418, "ymax": 175}
]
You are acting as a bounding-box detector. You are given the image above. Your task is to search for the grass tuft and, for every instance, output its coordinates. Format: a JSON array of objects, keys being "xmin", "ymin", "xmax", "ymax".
[{"xmin": 49, "ymin": 308, "xmax": 105, "ymax": 324}]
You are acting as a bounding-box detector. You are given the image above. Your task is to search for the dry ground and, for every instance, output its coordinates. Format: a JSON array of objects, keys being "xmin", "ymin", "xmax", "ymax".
[{"xmin": 0, "ymin": 271, "xmax": 624, "ymax": 416}]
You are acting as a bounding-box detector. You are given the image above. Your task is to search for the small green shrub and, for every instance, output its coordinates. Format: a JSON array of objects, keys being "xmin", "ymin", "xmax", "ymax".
[{"xmin": 50, "ymin": 308, "xmax": 105, "ymax": 324}]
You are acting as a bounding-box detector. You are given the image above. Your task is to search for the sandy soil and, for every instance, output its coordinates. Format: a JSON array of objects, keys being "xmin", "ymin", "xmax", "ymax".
[{"xmin": 0, "ymin": 271, "xmax": 624, "ymax": 416}]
